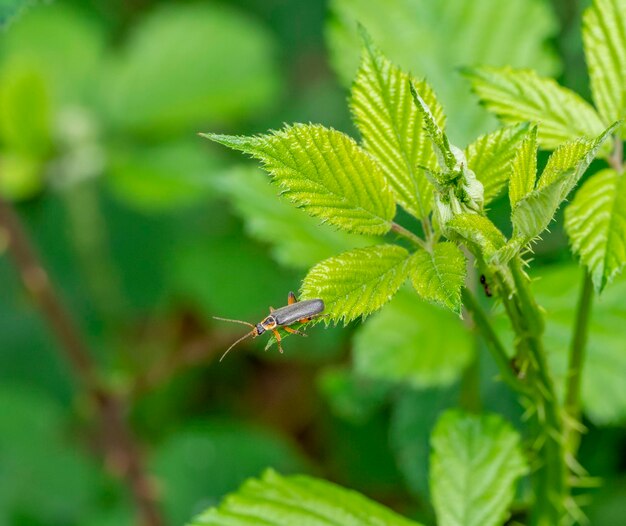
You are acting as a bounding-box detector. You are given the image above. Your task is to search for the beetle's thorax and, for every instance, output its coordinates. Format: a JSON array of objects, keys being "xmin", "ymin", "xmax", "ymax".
[{"xmin": 257, "ymin": 315, "xmax": 277, "ymax": 335}]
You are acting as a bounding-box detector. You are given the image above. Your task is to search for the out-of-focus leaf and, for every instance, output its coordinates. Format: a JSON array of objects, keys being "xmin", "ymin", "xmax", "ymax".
[
  {"xmin": 583, "ymin": 0, "xmax": 626, "ymax": 133},
  {"xmin": 565, "ymin": 169, "xmax": 626, "ymax": 292},
  {"xmin": 0, "ymin": 3, "xmax": 106, "ymax": 105},
  {"xmin": 0, "ymin": 62, "xmax": 51, "ymax": 157},
  {"xmin": 107, "ymin": 141, "xmax": 220, "ymax": 212},
  {"xmin": 430, "ymin": 410, "xmax": 528, "ymax": 526},
  {"xmin": 205, "ymin": 125, "xmax": 396, "ymax": 236},
  {"xmin": 0, "ymin": 386, "xmax": 99, "ymax": 524},
  {"xmin": 189, "ymin": 469, "xmax": 423, "ymax": 526},
  {"xmin": 318, "ymin": 366, "xmax": 391, "ymax": 424},
  {"xmin": 104, "ymin": 3, "xmax": 281, "ymax": 135},
  {"xmin": 390, "ymin": 385, "xmax": 459, "ymax": 496},
  {"xmin": 0, "ymin": 0, "xmax": 37, "ymax": 27},
  {"xmin": 153, "ymin": 421, "xmax": 307, "ymax": 526},
  {"xmin": 328, "ymin": 0, "xmax": 559, "ymax": 143},
  {"xmin": 0, "ymin": 152, "xmax": 42, "ymax": 200},
  {"xmin": 353, "ymin": 290, "xmax": 473, "ymax": 388},
  {"xmin": 217, "ymin": 167, "xmax": 374, "ymax": 269},
  {"xmin": 301, "ymin": 245, "xmax": 410, "ymax": 325}
]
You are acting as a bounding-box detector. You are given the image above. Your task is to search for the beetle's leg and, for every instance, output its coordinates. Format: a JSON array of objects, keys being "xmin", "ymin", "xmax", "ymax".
[
  {"xmin": 272, "ymin": 329, "xmax": 284, "ymax": 353},
  {"xmin": 283, "ymin": 326, "xmax": 308, "ymax": 337},
  {"xmin": 287, "ymin": 291, "xmax": 298, "ymax": 305}
]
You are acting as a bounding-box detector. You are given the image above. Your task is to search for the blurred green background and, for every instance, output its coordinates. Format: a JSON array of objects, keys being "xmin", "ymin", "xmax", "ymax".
[{"xmin": 0, "ymin": 1, "xmax": 625, "ymax": 525}]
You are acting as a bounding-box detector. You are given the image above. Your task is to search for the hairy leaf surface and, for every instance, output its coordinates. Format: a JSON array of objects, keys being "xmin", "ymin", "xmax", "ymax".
[
  {"xmin": 583, "ymin": 0, "xmax": 626, "ymax": 130},
  {"xmin": 446, "ymin": 214, "xmax": 506, "ymax": 260},
  {"xmin": 409, "ymin": 243, "xmax": 466, "ymax": 314},
  {"xmin": 565, "ymin": 169, "xmax": 626, "ymax": 291},
  {"xmin": 509, "ymin": 125, "xmax": 537, "ymax": 208},
  {"xmin": 189, "ymin": 469, "xmax": 422, "ymax": 526},
  {"xmin": 351, "ymin": 35, "xmax": 443, "ymax": 219},
  {"xmin": 301, "ymin": 244, "xmax": 410, "ymax": 324},
  {"xmin": 465, "ymin": 123, "xmax": 530, "ymax": 204},
  {"xmin": 464, "ymin": 66, "xmax": 605, "ymax": 149},
  {"xmin": 203, "ymin": 124, "xmax": 396, "ymax": 235},
  {"xmin": 430, "ymin": 410, "xmax": 528, "ymax": 526}
]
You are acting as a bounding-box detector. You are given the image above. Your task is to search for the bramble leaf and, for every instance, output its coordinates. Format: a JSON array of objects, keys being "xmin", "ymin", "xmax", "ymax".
[
  {"xmin": 509, "ymin": 124, "xmax": 538, "ymax": 208},
  {"xmin": 464, "ymin": 66, "xmax": 605, "ymax": 149},
  {"xmin": 446, "ymin": 214, "xmax": 506, "ymax": 260},
  {"xmin": 565, "ymin": 169, "xmax": 626, "ymax": 292},
  {"xmin": 354, "ymin": 291, "xmax": 473, "ymax": 388},
  {"xmin": 300, "ymin": 244, "xmax": 410, "ymax": 324},
  {"xmin": 188, "ymin": 469, "xmax": 423, "ymax": 526},
  {"xmin": 409, "ymin": 243, "xmax": 466, "ymax": 314},
  {"xmin": 465, "ymin": 123, "xmax": 530, "ymax": 204},
  {"xmin": 351, "ymin": 33, "xmax": 443, "ymax": 219},
  {"xmin": 203, "ymin": 124, "xmax": 396, "ymax": 235},
  {"xmin": 430, "ymin": 410, "xmax": 528, "ymax": 526},
  {"xmin": 511, "ymin": 124, "xmax": 618, "ymax": 243},
  {"xmin": 218, "ymin": 167, "xmax": 374, "ymax": 269},
  {"xmin": 583, "ymin": 0, "xmax": 626, "ymax": 131}
]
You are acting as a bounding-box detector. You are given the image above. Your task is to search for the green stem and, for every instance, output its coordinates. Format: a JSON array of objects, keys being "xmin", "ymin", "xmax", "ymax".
[
  {"xmin": 390, "ymin": 221, "xmax": 426, "ymax": 249},
  {"xmin": 564, "ymin": 270, "xmax": 594, "ymax": 454},
  {"xmin": 461, "ymin": 288, "xmax": 530, "ymax": 396}
]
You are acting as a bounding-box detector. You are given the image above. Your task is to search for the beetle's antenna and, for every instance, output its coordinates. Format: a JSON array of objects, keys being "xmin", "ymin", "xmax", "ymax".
[
  {"xmin": 213, "ymin": 316, "xmax": 255, "ymax": 328},
  {"xmin": 219, "ymin": 330, "xmax": 256, "ymax": 362}
]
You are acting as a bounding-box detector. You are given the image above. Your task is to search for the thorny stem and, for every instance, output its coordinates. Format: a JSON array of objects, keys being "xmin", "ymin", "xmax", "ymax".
[
  {"xmin": 564, "ymin": 270, "xmax": 594, "ymax": 455},
  {"xmin": 0, "ymin": 196, "xmax": 163, "ymax": 526},
  {"xmin": 390, "ymin": 221, "xmax": 427, "ymax": 249}
]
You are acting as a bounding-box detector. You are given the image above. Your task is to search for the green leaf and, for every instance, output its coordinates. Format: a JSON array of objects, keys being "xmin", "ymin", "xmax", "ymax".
[
  {"xmin": 204, "ymin": 125, "xmax": 396, "ymax": 235},
  {"xmin": 153, "ymin": 421, "xmax": 307, "ymax": 526},
  {"xmin": 509, "ymin": 124, "xmax": 538, "ymax": 208},
  {"xmin": 446, "ymin": 214, "xmax": 506, "ymax": 260},
  {"xmin": 409, "ymin": 243, "xmax": 466, "ymax": 314},
  {"xmin": 218, "ymin": 167, "xmax": 375, "ymax": 269},
  {"xmin": 464, "ymin": 66, "xmax": 605, "ymax": 149},
  {"xmin": 0, "ymin": 0, "xmax": 37, "ymax": 27},
  {"xmin": 565, "ymin": 169, "xmax": 626, "ymax": 291},
  {"xmin": 430, "ymin": 410, "xmax": 528, "ymax": 526},
  {"xmin": 583, "ymin": 0, "xmax": 626, "ymax": 130},
  {"xmin": 511, "ymin": 124, "xmax": 618, "ymax": 242},
  {"xmin": 351, "ymin": 34, "xmax": 443, "ymax": 219},
  {"xmin": 189, "ymin": 469, "xmax": 423, "ymax": 526},
  {"xmin": 300, "ymin": 244, "xmax": 410, "ymax": 324},
  {"xmin": 353, "ymin": 290, "xmax": 474, "ymax": 388},
  {"xmin": 465, "ymin": 123, "xmax": 530, "ymax": 204},
  {"xmin": 410, "ymin": 82, "xmax": 456, "ymax": 170},
  {"xmin": 328, "ymin": 0, "xmax": 559, "ymax": 143},
  {"xmin": 103, "ymin": 3, "xmax": 281, "ymax": 135}
]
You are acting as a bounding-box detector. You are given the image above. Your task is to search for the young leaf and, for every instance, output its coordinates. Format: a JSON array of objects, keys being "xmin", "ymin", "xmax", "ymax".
[
  {"xmin": 351, "ymin": 33, "xmax": 443, "ymax": 219},
  {"xmin": 354, "ymin": 291, "xmax": 473, "ymax": 389},
  {"xmin": 583, "ymin": 0, "xmax": 626, "ymax": 130},
  {"xmin": 565, "ymin": 169, "xmax": 626, "ymax": 292},
  {"xmin": 217, "ymin": 167, "xmax": 374, "ymax": 269},
  {"xmin": 464, "ymin": 66, "xmax": 605, "ymax": 149},
  {"xmin": 409, "ymin": 82, "xmax": 457, "ymax": 171},
  {"xmin": 430, "ymin": 410, "xmax": 528, "ymax": 526},
  {"xmin": 511, "ymin": 124, "xmax": 618, "ymax": 242},
  {"xmin": 189, "ymin": 469, "xmax": 423, "ymax": 526},
  {"xmin": 446, "ymin": 214, "xmax": 506, "ymax": 260},
  {"xmin": 465, "ymin": 122, "xmax": 530, "ymax": 204},
  {"xmin": 409, "ymin": 243, "xmax": 466, "ymax": 314},
  {"xmin": 203, "ymin": 124, "xmax": 396, "ymax": 235},
  {"xmin": 300, "ymin": 244, "xmax": 410, "ymax": 324},
  {"xmin": 509, "ymin": 124, "xmax": 538, "ymax": 208}
]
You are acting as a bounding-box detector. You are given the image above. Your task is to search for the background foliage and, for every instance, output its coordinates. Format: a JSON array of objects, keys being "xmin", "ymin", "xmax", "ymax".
[{"xmin": 0, "ymin": 1, "xmax": 625, "ymax": 525}]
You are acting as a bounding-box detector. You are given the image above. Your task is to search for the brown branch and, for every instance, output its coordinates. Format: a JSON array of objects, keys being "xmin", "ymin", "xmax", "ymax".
[{"xmin": 0, "ymin": 196, "xmax": 163, "ymax": 526}]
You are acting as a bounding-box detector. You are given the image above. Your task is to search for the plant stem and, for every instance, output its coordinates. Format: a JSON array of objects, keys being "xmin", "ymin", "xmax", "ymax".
[
  {"xmin": 564, "ymin": 270, "xmax": 594, "ymax": 454},
  {"xmin": 461, "ymin": 289, "xmax": 530, "ymax": 396},
  {"xmin": 607, "ymin": 135, "xmax": 623, "ymax": 173},
  {"xmin": 0, "ymin": 196, "xmax": 163, "ymax": 526},
  {"xmin": 390, "ymin": 221, "xmax": 426, "ymax": 249}
]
